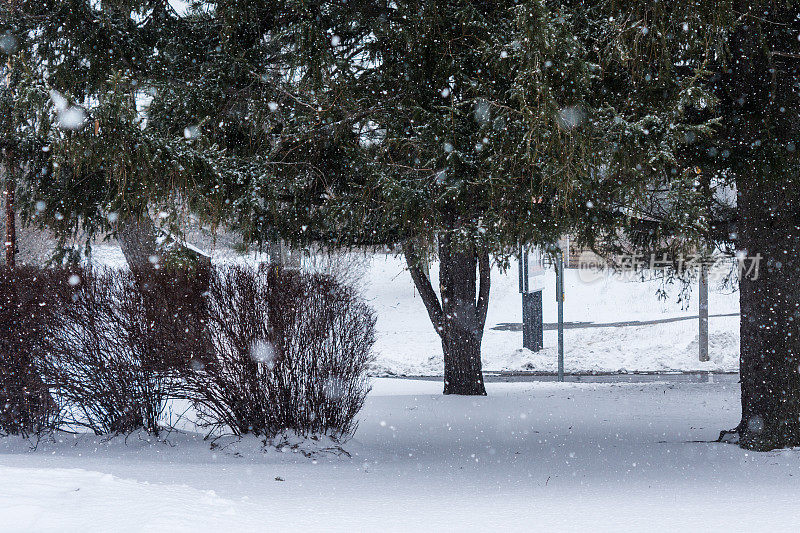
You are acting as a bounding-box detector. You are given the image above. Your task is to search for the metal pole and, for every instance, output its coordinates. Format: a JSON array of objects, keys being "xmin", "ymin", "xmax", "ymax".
[
  {"xmin": 699, "ymin": 262, "xmax": 709, "ymax": 362},
  {"xmin": 556, "ymin": 249, "xmax": 565, "ymax": 381}
]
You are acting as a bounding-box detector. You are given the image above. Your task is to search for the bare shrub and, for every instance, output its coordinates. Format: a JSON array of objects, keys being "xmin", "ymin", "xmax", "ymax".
[
  {"xmin": 185, "ymin": 266, "xmax": 375, "ymax": 439},
  {"xmin": 301, "ymin": 247, "xmax": 372, "ymax": 295},
  {"xmin": 8, "ymin": 261, "xmax": 371, "ymax": 440},
  {"xmin": 0, "ymin": 267, "xmax": 65, "ymax": 437},
  {"xmin": 38, "ymin": 267, "xmax": 208, "ymax": 436},
  {"xmin": 130, "ymin": 264, "xmax": 212, "ymax": 371}
]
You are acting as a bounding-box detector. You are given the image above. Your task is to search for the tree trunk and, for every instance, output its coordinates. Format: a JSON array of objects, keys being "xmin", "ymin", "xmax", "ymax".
[
  {"xmin": 719, "ymin": 2, "xmax": 800, "ymax": 450},
  {"xmin": 734, "ymin": 177, "xmax": 800, "ymax": 450},
  {"xmin": 403, "ymin": 236, "xmax": 489, "ymax": 396},
  {"xmin": 117, "ymin": 215, "xmax": 159, "ymax": 272},
  {"xmin": 438, "ymin": 235, "xmax": 487, "ymax": 395}
]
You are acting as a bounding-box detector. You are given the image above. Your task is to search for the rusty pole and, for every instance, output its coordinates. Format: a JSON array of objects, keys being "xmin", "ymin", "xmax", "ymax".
[{"xmin": 3, "ymin": 0, "xmax": 16, "ymax": 268}]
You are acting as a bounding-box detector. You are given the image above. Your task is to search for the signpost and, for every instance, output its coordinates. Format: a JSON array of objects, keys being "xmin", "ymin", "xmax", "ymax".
[
  {"xmin": 518, "ymin": 246, "xmax": 544, "ymax": 352},
  {"xmin": 519, "ymin": 244, "xmax": 565, "ymax": 381}
]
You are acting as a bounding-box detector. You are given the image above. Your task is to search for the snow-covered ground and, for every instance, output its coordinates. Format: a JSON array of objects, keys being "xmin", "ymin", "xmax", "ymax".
[
  {"xmin": 362, "ymin": 254, "xmax": 740, "ymax": 375},
  {"xmin": 3, "ymin": 377, "xmax": 798, "ymax": 532},
  {"xmin": 89, "ymin": 246, "xmax": 741, "ymax": 376}
]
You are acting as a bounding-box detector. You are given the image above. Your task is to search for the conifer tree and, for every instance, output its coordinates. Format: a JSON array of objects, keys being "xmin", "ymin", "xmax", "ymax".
[
  {"xmin": 540, "ymin": 1, "xmax": 800, "ymax": 450},
  {"xmin": 275, "ymin": 1, "xmax": 587, "ymax": 395},
  {"xmin": 1, "ymin": 1, "xmax": 218, "ymax": 266}
]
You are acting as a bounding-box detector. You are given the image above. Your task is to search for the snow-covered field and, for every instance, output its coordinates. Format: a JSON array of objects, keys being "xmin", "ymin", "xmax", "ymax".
[
  {"xmin": 90, "ymin": 247, "xmax": 742, "ymax": 376},
  {"xmin": 362, "ymin": 254, "xmax": 740, "ymax": 375},
  {"xmin": 3, "ymin": 377, "xmax": 799, "ymax": 532}
]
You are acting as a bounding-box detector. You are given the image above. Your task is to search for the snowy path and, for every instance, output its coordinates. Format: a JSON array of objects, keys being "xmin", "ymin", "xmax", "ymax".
[
  {"xmin": 2, "ymin": 378, "xmax": 799, "ymax": 532},
  {"xmin": 493, "ymin": 311, "xmax": 740, "ymax": 331}
]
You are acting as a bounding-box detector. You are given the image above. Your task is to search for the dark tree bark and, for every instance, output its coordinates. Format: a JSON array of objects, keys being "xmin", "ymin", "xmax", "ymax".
[
  {"xmin": 116, "ymin": 215, "xmax": 159, "ymax": 272},
  {"xmin": 734, "ymin": 178, "xmax": 800, "ymax": 450},
  {"xmin": 116, "ymin": 213, "xmax": 215, "ymax": 370},
  {"xmin": 719, "ymin": 2, "xmax": 800, "ymax": 450},
  {"xmin": 403, "ymin": 236, "xmax": 489, "ymax": 396}
]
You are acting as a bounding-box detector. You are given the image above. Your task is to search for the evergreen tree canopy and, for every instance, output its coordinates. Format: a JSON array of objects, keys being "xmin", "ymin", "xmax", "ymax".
[
  {"xmin": 5, "ymin": 1, "xmax": 800, "ymax": 432},
  {"xmin": 144, "ymin": 2, "xmax": 593, "ymax": 254},
  {"xmin": 1, "ymin": 1, "xmax": 219, "ymax": 254}
]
